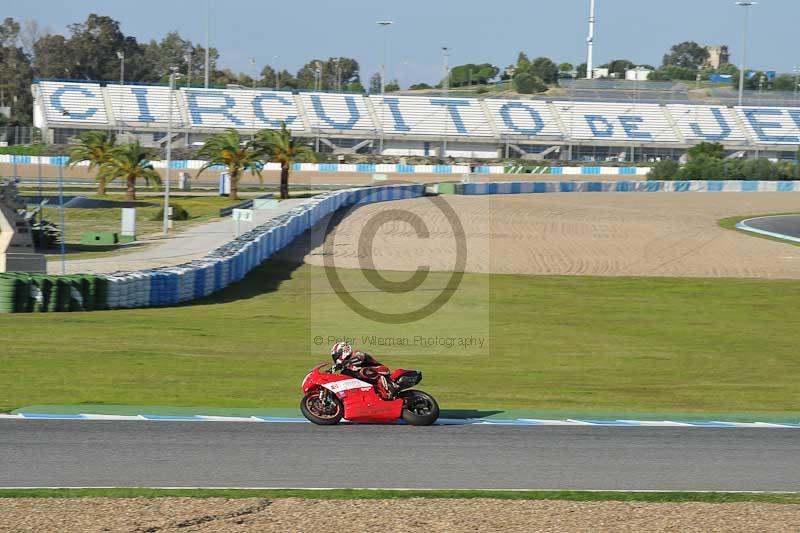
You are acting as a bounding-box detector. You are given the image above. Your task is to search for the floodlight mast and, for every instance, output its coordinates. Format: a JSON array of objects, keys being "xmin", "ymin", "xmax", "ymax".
[
  {"xmin": 204, "ymin": 0, "xmax": 210, "ymax": 88},
  {"xmin": 736, "ymin": 1, "xmax": 757, "ymax": 106},
  {"xmin": 586, "ymin": 0, "xmax": 596, "ymax": 79},
  {"xmin": 377, "ymin": 21, "xmax": 394, "ymax": 95},
  {"xmin": 163, "ymin": 67, "xmax": 179, "ymax": 235}
]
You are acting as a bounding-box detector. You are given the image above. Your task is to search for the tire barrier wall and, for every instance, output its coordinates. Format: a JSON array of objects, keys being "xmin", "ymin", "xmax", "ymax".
[
  {"xmin": 0, "ymin": 184, "xmax": 424, "ymax": 313},
  {"xmin": 0, "ymin": 273, "xmax": 107, "ymax": 313},
  {"xmin": 458, "ymin": 180, "xmax": 800, "ymax": 195},
  {"xmin": 0, "ymin": 155, "xmax": 651, "ymax": 176}
]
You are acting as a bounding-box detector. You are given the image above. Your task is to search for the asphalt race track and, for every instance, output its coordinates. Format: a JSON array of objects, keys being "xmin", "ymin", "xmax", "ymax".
[
  {"xmin": 743, "ymin": 215, "xmax": 800, "ymax": 239},
  {"xmin": 1, "ymin": 421, "xmax": 798, "ymax": 491}
]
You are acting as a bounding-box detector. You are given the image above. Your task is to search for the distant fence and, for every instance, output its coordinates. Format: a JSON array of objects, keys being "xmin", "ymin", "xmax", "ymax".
[
  {"xmin": 0, "ymin": 155, "xmax": 652, "ymax": 176},
  {"xmin": 456, "ymin": 180, "xmax": 800, "ymax": 195}
]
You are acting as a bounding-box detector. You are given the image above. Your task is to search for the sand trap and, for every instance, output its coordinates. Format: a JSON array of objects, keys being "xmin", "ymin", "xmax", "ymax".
[{"xmin": 281, "ymin": 193, "xmax": 800, "ymax": 279}]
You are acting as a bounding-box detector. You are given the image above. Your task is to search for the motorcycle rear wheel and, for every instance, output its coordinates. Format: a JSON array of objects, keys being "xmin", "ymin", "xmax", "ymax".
[
  {"xmin": 301, "ymin": 392, "xmax": 344, "ymax": 425},
  {"xmin": 400, "ymin": 390, "xmax": 439, "ymax": 426}
]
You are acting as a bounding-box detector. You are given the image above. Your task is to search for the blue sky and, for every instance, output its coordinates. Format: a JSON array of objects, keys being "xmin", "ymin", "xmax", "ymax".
[{"xmin": 4, "ymin": 0, "xmax": 798, "ymax": 86}]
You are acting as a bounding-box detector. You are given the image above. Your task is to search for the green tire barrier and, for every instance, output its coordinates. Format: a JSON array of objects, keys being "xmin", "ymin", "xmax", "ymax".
[{"xmin": 0, "ymin": 273, "xmax": 104, "ymax": 314}]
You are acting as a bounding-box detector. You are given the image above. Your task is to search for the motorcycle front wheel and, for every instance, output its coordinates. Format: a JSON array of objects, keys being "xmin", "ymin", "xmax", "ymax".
[
  {"xmin": 400, "ymin": 390, "xmax": 439, "ymax": 426},
  {"xmin": 300, "ymin": 391, "xmax": 344, "ymax": 425}
]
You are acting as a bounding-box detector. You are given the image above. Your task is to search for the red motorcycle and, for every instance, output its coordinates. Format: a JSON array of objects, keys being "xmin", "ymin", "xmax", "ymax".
[{"xmin": 300, "ymin": 363, "xmax": 439, "ymax": 426}]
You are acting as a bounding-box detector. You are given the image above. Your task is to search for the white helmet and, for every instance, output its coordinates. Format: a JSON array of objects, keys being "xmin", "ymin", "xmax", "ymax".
[{"xmin": 330, "ymin": 341, "xmax": 353, "ymax": 366}]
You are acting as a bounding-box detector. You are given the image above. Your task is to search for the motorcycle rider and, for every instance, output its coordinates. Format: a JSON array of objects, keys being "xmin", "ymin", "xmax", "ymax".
[{"xmin": 330, "ymin": 342, "xmax": 400, "ymax": 400}]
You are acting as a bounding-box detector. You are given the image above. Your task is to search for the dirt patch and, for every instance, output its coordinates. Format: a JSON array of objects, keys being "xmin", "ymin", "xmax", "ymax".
[
  {"xmin": 0, "ymin": 497, "xmax": 798, "ymax": 532},
  {"xmin": 282, "ymin": 193, "xmax": 800, "ymax": 279}
]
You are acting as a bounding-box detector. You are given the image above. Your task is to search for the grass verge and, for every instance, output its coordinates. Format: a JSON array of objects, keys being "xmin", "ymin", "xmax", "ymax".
[
  {"xmin": 0, "ymin": 488, "xmax": 797, "ymax": 504},
  {"xmin": 1, "ymin": 262, "xmax": 799, "ymax": 416},
  {"xmin": 718, "ymin": 213, "xmax": 800, "ymax": 246}
]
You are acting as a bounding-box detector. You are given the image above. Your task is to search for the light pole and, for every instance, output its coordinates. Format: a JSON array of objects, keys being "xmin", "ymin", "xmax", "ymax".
[
  {"xmin": 116, "ymin": 50, "xmax": 125, "ymax": 135},
  {"xmin": 442, "ymin": 47, "xmax": 449, "ymax": 158},
  {"xmin": 184, "ymin": 51, "xmax": 192, "ymax": 88},
  {"xmin": 793, "ymin": 66, "xmax": 799, "ymax": 101},
  {"xmin": 274, "ymin": 56, "xmax": 280, "ymax": 90},
  {"xmin": 736, "ymin": 1, "xmax": 757, "ymax": 106},
  {"xmin": 250, "ymin": 58, "xmax": 257, "ymax": 88},
  {"xmin": 163, "ymin": 67, "xmax": 179, "ymax": 236},
  {"xmin": 586, "ymin": 0, "xmax": 596, "ymax": 80},
  {"xmin": 377, "ymin": 21, "xmax": 393, "ymax": 95},
  {"xmin": 204, "ymin": 0, "xmax": 210, "ymax": 88}
]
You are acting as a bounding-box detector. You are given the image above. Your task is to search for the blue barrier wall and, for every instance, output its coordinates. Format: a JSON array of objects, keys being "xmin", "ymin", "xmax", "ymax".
[{"xmin": 103, "ymin": 184, "xmax": 425, "ymax": 309}]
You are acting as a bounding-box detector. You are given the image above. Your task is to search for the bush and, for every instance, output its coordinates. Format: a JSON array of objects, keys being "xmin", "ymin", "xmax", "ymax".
[
  {"xmin": 0, "ymin": 144, "xmax": 45, "ymax": 156},
  {"xmin": 651, "ymin": 156, "xmax": 799, "ymax": 181},
  {"xmin": 513, "ymin": 73, "xmax": 547, "ymax": 94},
  {"xmin": 152, "ymin": 203, "xmax": 189, "ymax": 221},
  {"xmin": 648, "ymin": 160, "xmax": 679, "ymax": 180},
  {"xmin": 687, "ymin": 142, "xmax": 724, "ymax": 161}
]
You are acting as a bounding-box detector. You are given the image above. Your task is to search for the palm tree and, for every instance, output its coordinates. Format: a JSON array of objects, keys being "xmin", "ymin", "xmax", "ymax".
[
  {"xmin": 197, "ymin": 129, "xmax": 263, "ymax": 200},
  {"xmin": 254, "ymin": 123, "xmax": 315, "ymax": 199},
  {"xmin": 67, "ymin": 130, "xmax": 116, "ymax": 195},
  {"xmin": 100, "ymin": 142, "xmax": 162, "ymax": 200}
]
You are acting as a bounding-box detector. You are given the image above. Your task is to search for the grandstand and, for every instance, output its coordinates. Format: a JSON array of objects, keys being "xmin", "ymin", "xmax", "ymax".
[{"xmin": 32, "ymin": 80, "xmax": 800, "ymax": 161}]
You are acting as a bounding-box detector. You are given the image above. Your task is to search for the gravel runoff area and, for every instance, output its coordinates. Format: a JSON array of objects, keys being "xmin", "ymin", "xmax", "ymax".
[
  {"xmin": 287, "ymin": 192, "xmax": 800, "ymax": 279},
  {"xmin": 1, "ymin": 498, "xmax": 799, "ymax": 532}
]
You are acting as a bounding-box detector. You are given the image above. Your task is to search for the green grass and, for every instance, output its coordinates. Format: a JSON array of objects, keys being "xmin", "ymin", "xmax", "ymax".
[
  {"xmin": 1, "ymin": 262, "xmax": 799, "ymax": 417},
  {"xmin": 0, "ymin": 488, "xmax": 797, "ymax": 503},
  {"xmin": 39, "ymin": 194, "xmax": 242, "ymax": 245},
  {"xmin": 719, "ymin": 213, "xmax": 800, "ymax": 247}
]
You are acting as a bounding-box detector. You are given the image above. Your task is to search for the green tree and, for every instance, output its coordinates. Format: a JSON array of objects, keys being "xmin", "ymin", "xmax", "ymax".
[
  {"xmin": 65, "ymin": 15, "xmax": 149, "ymax": 81},
  {"xmin": 384, "ymin": 79, "xmax": 400, "ymax": 92},
  {"xmin": 448, "ymin": 63, "xmax": 498, "ymax": 87},
  {"xmin": 516, "ymin": 52, "xmax": 530, "ymax": 71},
  {"xmin": 67, "ymin": 130, "xmax": 116, "ymax": 195},
  {"xmin": 648, "ymin": 160, "xmax": 680, "ymax": 180},
  {"xmin": 558, "ymin": 62, "xmax": 574, "ymax": 78},
  {"xmin": 575, "ymin": 62, "xmax": 587, "ymax": 78},
  {"xmin": 687, "ymin": 142, "xmax": 725, "ymax": 161},
  {"xmin": 295, "ymin": 57, "xmax": 360, "ymax": 91},
  {"xmin": 0, "ymin": 25, "xmax": 34, "ymax": 124},
  {"xmin": 369, "ymin": 72, "xmax": 381, "ymax": 93},
  {"xmin": 771, "ymin": 74, "xmax": 795, "ymax": 92},
  {"xmin": 100, "ymin": 141, "xmax": 161, "ymax": 200},
  {"xmin": 259, "ymin": 65, "xmax": 278, "ymax": 87},
  {"xmin": 649, "ymin": 65, "xmax": 697, "ymax": 81},
  {"xmin": 32, "ymin": 34, "xmax": 72, "ymax": 79},
  {"xmin": 254, "ymin": 123, "xmax": 315, "ymax": 200},
  {"xmin": 409, "ymin": 82, "xmax": 433, "ymax": 90},
  {"xmin": 662, "ymin": 41, "xmax": 708, "ymax": 70},
  {"xmin": 197, "ymin": 129, "xmax": 263, "ymax": 200},
  {"xmin": 529, "ymin": 57, "xmax": 559, "ymax": 84},
  {"xmin": 513, "ymin": 72, "xmax": 546, "ymax": 94}
]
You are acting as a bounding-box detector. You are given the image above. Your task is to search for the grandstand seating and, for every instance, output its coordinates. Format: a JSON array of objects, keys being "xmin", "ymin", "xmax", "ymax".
[
  {"xmin": 484, "ymin": 99, "xmax": 562, "ymax": 139},
  {"xmin": 736, "ymin": 106, "xmax": 800, "ymax": 144},
  {"xmin": 38, "ymin": 81, "xmax": 109, "ymax": 125},
  {"xmin": 372, "ymin": 95, "xmax": 494, "ymax": 137},
  {"xmin": 183, "ymin": 88, "xmax": 304, "ymax": 131},
  {"xmin": 300, "ymin": 92, "xmax": 376, "ymax": 132},
  {"xmin": 555, "ymin": 101, "xmax": 678, "ymax": 142},
  {"xmin": 105, "ymin": 84, "xmax": 184, "ymax": 126},
  {"xmin": 667, "ymin": 104, "xmax": 748, "ymax": 144},
  {"xmin": 32, "ymin": 81, "xmax": 800, "ymax": 148}
]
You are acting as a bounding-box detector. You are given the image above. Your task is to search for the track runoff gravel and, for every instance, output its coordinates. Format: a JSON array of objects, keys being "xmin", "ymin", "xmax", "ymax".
[
  {"xmin": 1, "ymin": 498, "xmax": 799, "ymax": 532},
  {"xmin": 282, "ymin": 192, "xmax": 800, "ymax": 279}
]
